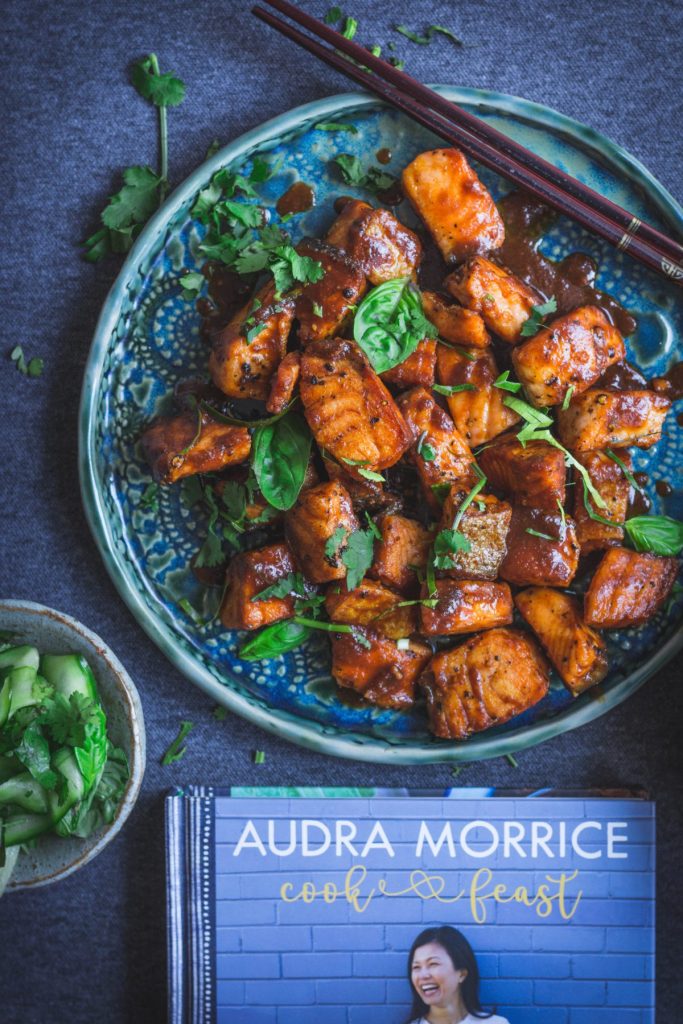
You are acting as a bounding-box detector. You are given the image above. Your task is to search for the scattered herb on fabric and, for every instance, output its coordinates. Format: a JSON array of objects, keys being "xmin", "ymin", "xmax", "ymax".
[
  {"xmin": 10, "ymin": 345, "xmax": 43, "ymax": 378},
  {"xmin": 395, "ymin": 24, "xmax": 463, "ymax": 46},
  {"xmin": 161, "ymin": 720, "xmax": 194, "ymax": 765}
]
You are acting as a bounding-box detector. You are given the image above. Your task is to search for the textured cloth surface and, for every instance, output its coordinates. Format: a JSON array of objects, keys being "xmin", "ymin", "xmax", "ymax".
[{"xmin": 0, "ymin": 1, "xmax": 681, "ymax": 1020}]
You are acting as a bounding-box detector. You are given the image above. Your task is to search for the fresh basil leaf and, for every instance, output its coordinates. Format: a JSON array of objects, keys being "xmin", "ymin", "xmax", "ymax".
[
  {"xmin": 353, "ymin": 278, "xmax": 437, "ymax": 373},
  {"xmin": 623, "ymin": 515, "xmax": 683, "ymax": 556},
  {"xmin": 239, "ymin": 619, "xmax": 311, "ymax": 660},
  {"xmin": 252, "ymin": 410, "xmax": 312, "ymax": 511}
]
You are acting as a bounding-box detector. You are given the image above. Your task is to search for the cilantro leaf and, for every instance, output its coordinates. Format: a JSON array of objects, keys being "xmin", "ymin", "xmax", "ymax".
[
  {"xmin": 325, "ymin": 525, "xmax": 349, "ymax": 559},
  {"xmin": 520, "ymin": 297, "xmax": 558, "ymax": 337},
  {"xmin": 332, "ymin": 154, "xmax": 395, "ymax": 194},
  {"xmin": 130, "ymin": 55, "xmax": 186, "ymax": 108},
  {"xmin": 100, "ymin": 165, "xmax": 163, "ymax": 231},
  {"xmin": 10, "ymin": 345, "xmax": 43, "ymax": 378},
  {"xmin": 251, "ymin": 572, "xmax": 309, "ymax": 602},
  {"xmin": 432, "ymin": 528, "xmax": 471, "ymax": 569},
  {"xmin": 324, "ymin": 6, "xmax": 343, "ymax": 24},
  {"xmin": 395, "ymin": 24, "xmax": 463, "ymax": 46},
  {"xmin": 341, "ymin": 528, "xmax": 376, "ymax": 591}
]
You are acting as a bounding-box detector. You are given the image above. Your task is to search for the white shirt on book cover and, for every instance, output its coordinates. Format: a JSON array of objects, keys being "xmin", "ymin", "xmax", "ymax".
[{"xmin": 410, "ymin": 1016, "xmax": 510, "ymax": 1024}]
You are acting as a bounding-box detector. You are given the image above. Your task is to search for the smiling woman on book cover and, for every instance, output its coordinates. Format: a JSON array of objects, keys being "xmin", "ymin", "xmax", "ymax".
[{"xmin": 405, "ymin": 926, "xmax": 509, "ymax": 1024}]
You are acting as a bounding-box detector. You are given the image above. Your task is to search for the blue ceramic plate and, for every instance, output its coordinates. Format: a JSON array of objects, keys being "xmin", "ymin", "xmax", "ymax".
[{"xmin": 79, "ymin": 89, "xmax": 683, "ymax": 764}]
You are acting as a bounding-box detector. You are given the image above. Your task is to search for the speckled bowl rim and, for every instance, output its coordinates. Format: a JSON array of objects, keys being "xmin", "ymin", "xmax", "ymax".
[
  {"xmin": 0, "ymin": 600, "xmax": 146, "ymax": 887},
  {"xmin": 79, "ymin": 87, "xmax": 683, "ymax": 765}
]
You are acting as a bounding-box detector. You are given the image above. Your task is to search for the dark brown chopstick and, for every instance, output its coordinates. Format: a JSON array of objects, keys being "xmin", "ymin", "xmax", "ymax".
[{"xmin": 253, "ymin": 0, "xmax": 683, "ymax": 285}]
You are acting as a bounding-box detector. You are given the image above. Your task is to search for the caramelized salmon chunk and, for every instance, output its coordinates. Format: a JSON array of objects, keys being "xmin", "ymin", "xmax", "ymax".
[
  {"xmin": 327, "ymin": 201, "xmax": 423, "ymax": 284},
  {"xmin": 219, "ymin": 542, "xmax": 299, "ymax": 630},
  {"xmin": 478, "ymin": 431, "xmax": 566, "ymax": 510},
  {"xmin": 584, "ymin": 547, "xmax": 678, "ymax": 629},
  {"xmin": 436, "ymin": 345, "xmax": 521, "ymax": 447},
  {"xmin": 295, "ymin": 238, "xmax": 366, "ymax": 345},
  {"xmin": 420, "ymin": 580, "xmax": 513, "ymax": 635},
  {"xmin": 209, "ymin": 283, "xmax": 294, "ymax": 399},
  {"xmin": 445, "ymin": 256, "xmax": 539, "ymax": 343},
  {"xmin": 397, "ymin": 387, "xmax": 476, "ymax": 503},
  {"xmin": 438, "ymin": 489, "xmax": 512, "ymax": 579},
  {"xmin": 369, "ymin": 515, "xmax": 434, "ymax": 594},
  {"xmin": 285, "ymin": 480, "xmax": 359, "ymax": 583},
  {"xmin": 499, "ymin": 506, "xmax": 580, "ymax": 587},
  {"xmin": 325, "ymin": 579, "xmax": 417, "ymax": 640},
  {"xmin": 322, "ymin": 455, "xmax": 400, "ymax": 513},
  {"xmin": 512, "ymin": 306, "xmax": 626, "ymax": 408},
  {"xmin": 573, "ymin": 451, "xmax": 631, "ymax": 554},
  {"xmin": 300, "ymin": 338, "xmax": 412, "ymax": 472},
  {"xmin": 141, "ymin": 409, "xmax": 251, "ymax": 484},
  {"xmin": 402, "ymin": 148, "xmax": 505, "ymax": 263},
  {"xmin": 557, "ymin": 389, "xmax": 671, "ymax": 451},
  {"xmin": 419, "ymin": 628, "xmax": 549, "ymax": 739},
  {"xmin": 381, "ymin": 338, "xmax": 437, "ymax": 390},
  {"xmin": 421, "ymin": 291, "xmax": 490, "ymax": 348},
  {"xmin": 265, "ymin": 351, "xmax": 301, "ymax": 414},
  {"xmin": 515, "ymin": 588, "xmax": 608, "ymax": 696},
  {"xmin": 331, "ymin": 630, "xmax": 432, "ymax": 709}
]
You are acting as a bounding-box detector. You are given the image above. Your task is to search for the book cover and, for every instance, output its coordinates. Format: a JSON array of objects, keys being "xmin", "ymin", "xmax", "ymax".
[{"xmin": 166, "ymin": 788, "xmax": 654, "ymax": 1024}]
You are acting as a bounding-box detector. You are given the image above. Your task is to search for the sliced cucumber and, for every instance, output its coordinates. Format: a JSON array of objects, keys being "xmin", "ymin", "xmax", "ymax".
[
  {"xmin": 2, "ymin": 749, "xmax": 84, "ymax": 847},
  {"xmin": 0, "ymin": 645, "xmax": 40, "ymax": 675},
  {"xmin": 0, "ymin": 773, "xmax": 49, "ymax": 813},
  {"xmin": 6, "ymin": 666, "xmax": 38, "ymax": 718},
  {"xmin": 0, "ymin": 677, "xmax": 9, "ymax": 727},
  {"xmin": 40, "ymin": 654, "xmax": 99, "ymax": 702}
]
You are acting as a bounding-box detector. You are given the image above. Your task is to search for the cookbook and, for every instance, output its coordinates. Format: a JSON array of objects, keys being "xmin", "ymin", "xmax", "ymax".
[{"xmin": 166, "ymin": 787, "xmax": 654, "ymax": 1024}]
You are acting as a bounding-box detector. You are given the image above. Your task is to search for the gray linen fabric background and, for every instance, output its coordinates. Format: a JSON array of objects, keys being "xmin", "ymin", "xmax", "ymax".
[{"xmin": 0, "ymin": 0, "xmax": 681, "ymax": 1020}]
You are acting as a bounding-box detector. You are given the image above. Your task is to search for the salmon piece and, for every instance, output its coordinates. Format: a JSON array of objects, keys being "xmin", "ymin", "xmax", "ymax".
[
  {"xmin": 397, "ymin": 387, "xmax": 476, "ymax": 505},
  {"xmin": 478, "ymin": 431, "xmax": 566, "ymax": 510},
  {"xmin": 436, "ymin": 344, "xmax": 521, "ymax": 447},
  {"xmin": 322, "ymin": 455, "xmax": 401, "ymax": 513},
  {"xmin": 326, "ymin": 200, "xmax": 422, "ymax": 284},
  {"xmin": 438, "ymin": 489, "xmax": 512, "ymax": 580},
  {"xmin": 209, "ymin": 282, "xmax": 294, "ymax": 399},
  {"xmin": 402, "ymin": 149, "xmax": 505, "ymax": 263},
  {"xmin": 331, "ymin": 630, "xmax": 432, "ymax": 709},
  {"xmin": 557, "ymin": 389, "xmax": 671, "ymax": 451},
  {"xmin": 420, "ymin": 580, "xmax": 513, "ymax": 635},
  {"xmin": 515, "ymin": 588, "xmax": 608, "ymax": 696},
  {"xmin": 325, "ymin": 579, "xmax": 417, "ymax": 640},
  {"xmin": 584, "ymin": 547, "xmax": 678, "ymax": 628},
  {"xmin": 499, "ymin": 506, "xmax": 580, "ymax": 587},
  {"xmin": 284, "ymin": 480, "xmax": 359, "ymax": 583},
  {"xmin": 369, "ymin": 515, "xmax": 434, "ymax": 594},
  {"xmin": 421, "ymin": 291, "xmax": 490, "ymax": 348},
  {"xmin": 295, "ymin": 238, "xmax": 366, "ymax": 345},
  {"xmin": 300, "ymin": 338, "xmax": 412, "ymax": 472},
  {"xmin": 445, "ymin": 256, "xmax": 540, "ymax": 343},
  {"xmin": 265, "ymin": 351, "xmax": 301, "ymax": 414},
  {"xmin": 419, "ymin": 628, "xmax": 549, "ymax": 739},
  {"xmin": 512, "ymin": 306, "xmax": 626, "ymax": 408},
  {"xmin": 141, "ymin": 408, "xmax": 251, "ymax": 484},
  {"xmin": 573, "ymin": 451, "xmax": 631, "ymax": 554},
  {"xmin": 220, "ymin": 542, "xmax": 299, "ymax": 630},
  {"xmin": 381, "ymin": 338, "xmax": 437, "ymax": 390}
]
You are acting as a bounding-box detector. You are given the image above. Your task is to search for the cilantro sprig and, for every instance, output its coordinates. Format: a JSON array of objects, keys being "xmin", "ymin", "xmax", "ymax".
[
  {"xmin": 520, "ymin": 297, "xmax": 558, "ymax": 338},
  {"xmin": 332, "ymin": 154, "xmax": 395, "ymax": 194},
  {"xmin": 10, "ymin": 346, "xmax": 43, "ymax": 378},
  {"xmin": 395, "ymin": 24, "xmax": 463, "ymax": 47},
  {"xmin": 83, "ymin": 54, "xmax": 186, "ymax": 261}
]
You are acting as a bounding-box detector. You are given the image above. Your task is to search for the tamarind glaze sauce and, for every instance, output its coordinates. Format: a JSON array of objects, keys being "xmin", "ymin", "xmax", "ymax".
[
  {"xmin": 496, "ymin": 192, "xmax": 637, "ymax": 336},
  {"xmin": 276, "ymin": 181, "xmax": 315, "ymax": 217}
]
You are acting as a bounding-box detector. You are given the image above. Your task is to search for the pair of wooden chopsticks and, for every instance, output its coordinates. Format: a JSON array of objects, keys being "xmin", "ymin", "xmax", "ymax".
[{"xmin": 252, "ymin": 0, "xmax": 682, "ymax": 285}]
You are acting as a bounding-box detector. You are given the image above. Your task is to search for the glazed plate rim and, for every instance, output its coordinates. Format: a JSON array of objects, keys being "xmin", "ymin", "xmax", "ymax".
[{"xmin": 78, "ymin": 86, "xmax": 683, "ymax": 764}]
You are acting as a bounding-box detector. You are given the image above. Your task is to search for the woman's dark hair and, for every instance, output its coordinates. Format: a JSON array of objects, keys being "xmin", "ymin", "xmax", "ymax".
[{"xmin": 404, "ymin": 926, "xmax": 494, "ymax": 1021}]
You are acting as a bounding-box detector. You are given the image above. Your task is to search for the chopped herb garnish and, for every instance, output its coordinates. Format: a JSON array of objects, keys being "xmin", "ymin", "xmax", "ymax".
[
  {"xmin": 312, "ymin": 302, "xmax": 324, "ymax": 317},
  {"xmin": 557, "ymin": 499, "xmax": 566, "ymax": 527},
  {"xmin": 395, "ymin": 24, "xmax": 463, "ymax": 46},
  {"xmin": 325, "ymin": 525, "xmax": 349, "ymax": 559},
  {"xmin": 340, "ymin": 527, "xmax": 376, "ymax": 591},
  {"xmin": 357, "ymin": 467, "xmax": 385, "ymax": 482},
  {"xmin": 314, "ymin": 121, "xmax": 359, "ymax": 134},
  {"xmin": 493, "ymin": 370, "xmax": 522, "ymax": 393},
  {"xmin": 251, "ymin": 572, "xmax": 308, "ymax": 602},
  {"xmin": 246, "ymin": 322, "xmax": 268, "ymax": 344},
  {"xmin": 342, "ymin": 16, "xmax": 358, "ymax": 39},
  {"xmin": 431, "ymin": 482, "xmax": 452, "ymax": 504},
  {"xmin": 139, "ymin": 482, "xmax": 159, "ymax": 511},
  {"xmin": 561, "ymin": 385, "xmax": 574, "ymax": 411},
  {"xmin": 253, "ymin": 750, "xmax": 266, "ymax": 764},
  {"xmin": 520, "ymin": 297, "xmax": 558, "ymax": 337},
  {"xmin": 161, "ymin": 720, "xmax": 194, "ymax": 766},
  {"xmin": 368, "ymin": 44, "xmax": 382, "ymax": 57},
  {"xmin": 396, "ymin": 638, "xmax": 410, "ymax": 650},
  {"xmin": 10, "ymin": 345, "xmax": 43, "ymax": 378},
  {"xmin": 605, "ymin": 449, "xmax": 645, "ymax": 493},
  {"xmin": 179, "ymin": 271, "xmax": 205, "ymax": 301},
  {"xmin": 388, "ymin": 57, "xmax": 405, "ymax": 69},
  {"xmin": 324, "ymin": 5, "xmax": 343, "ymax": 23},
  {"xmin": 525, "ymin": 528, "xmax": 556, "ymax": 541},
  {"xmin": 433, "ymin": 383, "xmax": 477, "ymax": 396},
  {"xmin": 416, "ymin": 432, "xmax": 436, "ymax": 462},
  {"xmin": 364, "ymin": 512, "xmax": 382, "ymax": 540},
  {"xmin": 332, "ymin": 154, "xmax": 396, "ymax": 194},
  {"xmin": 505, "ymin": 753, "xmax": 519, "ymax": 768},
  {"xmin": 212, "ymin": 706, "xmax": 228, "ymax": 721}
]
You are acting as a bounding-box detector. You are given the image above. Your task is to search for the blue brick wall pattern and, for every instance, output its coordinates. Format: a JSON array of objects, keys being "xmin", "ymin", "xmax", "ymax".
[{"xmin": 212, "ymin": 796, "xmax": 654, "ymax": 1023}]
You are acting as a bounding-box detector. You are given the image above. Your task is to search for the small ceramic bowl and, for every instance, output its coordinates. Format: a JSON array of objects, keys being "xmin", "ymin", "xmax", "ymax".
[{"xmin": 0, "ymin": 600, "xmax": 145, "ymax": 889}]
